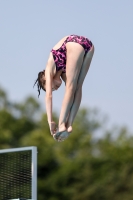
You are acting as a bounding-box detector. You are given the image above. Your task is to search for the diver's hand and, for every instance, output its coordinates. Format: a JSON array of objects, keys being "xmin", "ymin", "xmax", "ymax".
[{"xmin": 49, "ymin": 121, "xmax": 57, "ymax": 135}]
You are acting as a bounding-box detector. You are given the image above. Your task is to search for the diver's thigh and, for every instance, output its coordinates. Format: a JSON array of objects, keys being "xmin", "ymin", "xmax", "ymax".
[
  {"xmin": 77, "ymin": 45, "xmax": 94, "ymax": 87},
  {"xmin": 65, "ymin": 42, "xmax": 85, "ymax": 86}
]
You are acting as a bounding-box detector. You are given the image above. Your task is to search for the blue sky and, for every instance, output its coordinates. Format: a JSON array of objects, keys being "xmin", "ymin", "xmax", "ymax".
[{"xmin": 0, "ymin": 0, "xmax": 133, "ymax": 131}]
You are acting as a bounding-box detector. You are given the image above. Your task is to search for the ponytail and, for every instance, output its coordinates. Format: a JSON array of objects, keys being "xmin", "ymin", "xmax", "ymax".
[{"xmin": 33, "ymin": 70, "xmax": 46, "ymax": 97}]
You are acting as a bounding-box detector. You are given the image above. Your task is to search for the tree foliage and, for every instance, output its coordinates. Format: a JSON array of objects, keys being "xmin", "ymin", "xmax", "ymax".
[{"xmin": 0, "ymin": 86, "xmax": 133, "ymax": 200}]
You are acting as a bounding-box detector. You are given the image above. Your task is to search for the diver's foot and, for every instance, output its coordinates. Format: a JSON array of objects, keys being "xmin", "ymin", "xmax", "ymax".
[
  {"xmin": 58, "ymin": 124, "xmax": 67, "ymax": 132},
  {"xmin": 59, "ymin": 130, "xmax": 69, "ymax": 142},
  {"xmin": 67, "ymin": 126, "xmax": 72, "ymax": 133},
  {"xmin": 53, "ymin": 129, "xmax": 69, "ymax": 142}
]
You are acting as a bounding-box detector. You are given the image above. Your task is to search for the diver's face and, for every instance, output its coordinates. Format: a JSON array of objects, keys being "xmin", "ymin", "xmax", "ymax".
[
  {"xmin": 43, "ymin": 77, "xmax": 62, "ymax": 91},
  {"xmin": 51, "ymin": 78, "xmax": 62, "ymax": 91}
]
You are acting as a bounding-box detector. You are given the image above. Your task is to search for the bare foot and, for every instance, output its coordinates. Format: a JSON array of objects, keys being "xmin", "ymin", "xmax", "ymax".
[
  {"xmin": 53, "ymin": 129, "xmax": 69, "ymax": 142},
  {"xmin": 53, "ymin": 124, "xmax": 72, "ymax": 142},
  {"xmin": 58, "ymin": 131, "xmax": 69, "ymax": 141},
  {"xmin": 58, "ymin": 124, "xmax": 67, "ymax": 132},
  {"xmin": 53, "ymin": 124, "xmax": 67, "ymax": 139},
  {"xmin": 67, "ymin": 126, "xmax": 72, "ymax": 133}
]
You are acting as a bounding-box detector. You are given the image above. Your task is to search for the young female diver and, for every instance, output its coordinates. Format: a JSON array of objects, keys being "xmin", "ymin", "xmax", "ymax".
[{"xmin": 34, "ymin": 34, "xmax": 94, "ymax": 141}]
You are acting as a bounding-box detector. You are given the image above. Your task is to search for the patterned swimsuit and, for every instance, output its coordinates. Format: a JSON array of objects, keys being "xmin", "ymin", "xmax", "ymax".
[{"xmin": 51, "ymin": 34, "xmax": 93, "ymax": 73}]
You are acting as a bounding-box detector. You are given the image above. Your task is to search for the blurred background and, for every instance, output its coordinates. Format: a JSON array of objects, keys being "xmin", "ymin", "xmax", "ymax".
[{"xmin": 0, "ymin": 1, "xmax": 133, "ymax": 199}]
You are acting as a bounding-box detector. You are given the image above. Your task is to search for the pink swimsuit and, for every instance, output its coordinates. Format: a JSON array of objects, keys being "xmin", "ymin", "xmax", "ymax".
[{"xmin": 51, "ymin": 34, "xmax": 93, "ymax": 73}]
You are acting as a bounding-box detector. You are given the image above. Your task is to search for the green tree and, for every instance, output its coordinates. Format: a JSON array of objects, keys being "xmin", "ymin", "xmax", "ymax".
[{"xmin": 0, "ymin": 85, "xmax": 133, "ymax": 200}]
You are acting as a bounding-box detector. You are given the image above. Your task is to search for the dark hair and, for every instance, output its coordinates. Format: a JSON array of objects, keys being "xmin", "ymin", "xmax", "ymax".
[{"xmin": 33, "ymin": 70, "xmax": 46, "ymax": 97}]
